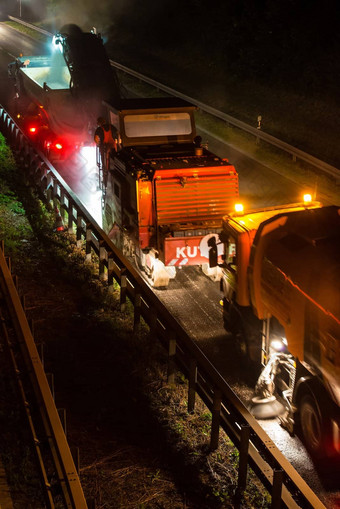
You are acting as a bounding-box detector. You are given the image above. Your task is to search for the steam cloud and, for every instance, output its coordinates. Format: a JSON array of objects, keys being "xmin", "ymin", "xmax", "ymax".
[{"xmin": 46, "ymin": 0, "xmax": 130, "ymax": 34}]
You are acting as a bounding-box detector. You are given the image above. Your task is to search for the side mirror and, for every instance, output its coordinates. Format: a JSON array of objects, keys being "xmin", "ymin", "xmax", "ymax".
[{"xmin": 208, "ymin": 236, "xmax": 218, "ymax": 268}]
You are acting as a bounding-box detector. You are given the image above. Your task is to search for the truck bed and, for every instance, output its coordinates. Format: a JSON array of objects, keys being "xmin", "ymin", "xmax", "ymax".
[{"xmin": 21, "ymin": 65, "xmax": 70, "ymax": 91}]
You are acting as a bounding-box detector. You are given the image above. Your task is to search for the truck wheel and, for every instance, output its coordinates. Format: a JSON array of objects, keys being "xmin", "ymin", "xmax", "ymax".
[{"xmin": 300, "ymin": 395, "xmax": 324, "ymax": 457}]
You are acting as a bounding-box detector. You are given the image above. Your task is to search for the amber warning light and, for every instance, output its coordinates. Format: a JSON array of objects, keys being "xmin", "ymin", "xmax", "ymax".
[{"xmin": 234, "ymin": 203, "xmax": 244, "ymax": 214}]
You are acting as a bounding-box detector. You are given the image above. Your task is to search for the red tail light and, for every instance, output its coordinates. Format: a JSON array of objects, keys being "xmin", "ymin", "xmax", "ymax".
[
  {"xmin": 55, "ymin": 143, "xmax": 63, "ymax": 150},
  {"xmin": 29, "ymin": 126, "xmax": 37, "ymax": 134}
]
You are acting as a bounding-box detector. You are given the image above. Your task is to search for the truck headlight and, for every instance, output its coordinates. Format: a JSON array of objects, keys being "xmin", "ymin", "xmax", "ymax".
[
  {"xmin": 52, "ymin": 35, "xmax": 63, "ymax": 53},
  {"xmin": 270, "ymin": 337, "xmax": 287, "ymax": 353}
]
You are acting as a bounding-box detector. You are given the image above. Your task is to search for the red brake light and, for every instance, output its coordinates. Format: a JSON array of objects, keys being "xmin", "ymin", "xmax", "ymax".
[{"xmin": 29, "ymin": 126, "xmax": 37, "ymax": 133}]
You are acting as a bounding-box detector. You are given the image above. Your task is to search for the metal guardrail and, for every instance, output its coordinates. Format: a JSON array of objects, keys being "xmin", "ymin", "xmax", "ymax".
[
  {"xmin": 109, "ymin": 59, "xmax": 340, "ymax": 182},
  {"xmin": 0, "ymin": 240, "xmax": 88, "ymax": 508},
  {"xmin": 7, "ymin": 16, "xmax": 339, "ymax": 182},
  {"xmin": 0, "ymin": 105, "xmax": 327, "ymax": 509},
  {"xmin": 8, "ymin": 15, "xmax": 52, "ymax": 36}
]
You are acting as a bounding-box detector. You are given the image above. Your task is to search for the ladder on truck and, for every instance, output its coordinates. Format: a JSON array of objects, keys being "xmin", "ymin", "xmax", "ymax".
[{"xmin": 96, "ymin": 144, "xmax": 111, "ymax": 191}]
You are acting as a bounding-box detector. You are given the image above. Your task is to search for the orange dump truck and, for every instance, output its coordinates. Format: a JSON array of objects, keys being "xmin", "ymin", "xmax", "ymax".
[
  {"xmin": 103, "ymin": 97, "xmax": 239, "ymax": 287},
  {"xmin": 216, "ymin": 202, "xmax": 340, "ymax": 458}
]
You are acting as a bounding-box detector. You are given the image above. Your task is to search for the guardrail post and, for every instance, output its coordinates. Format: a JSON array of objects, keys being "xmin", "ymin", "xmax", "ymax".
[
  {"xmin": 40, "ymin": 163, "xmax": 47, "ymax": 193},
  {"xmin": 210, "ymin": 388, "xmax": 222, "ymax": 451},
  {"xmin": 46, "ymin": 171, "xmax": 53, "ymax": 203},
  {"xmin": 67, "ymin": 200, "xmax": 74, "ymax": 233},
  {"xmin": 76, "ymin": 215, "xmax": 83, "ymax": 247},
  {"xmin": 60, "ymin": 191, "xmax": 66, "ymax": 224},
  {"xmin": 85, "ymin": 227, "xmax": 92, "ymax": 262},
  {"xmin": 187, "ymin": 358, "xmax": 197, "ymax": 413},
  {"xmin": 120, "ymin": 268, "xmax": 127, "ymax": 312},
  {"xmin": 99, "ymin": 242, "xmax": 106, "ymax": 281},
  {"xmin": 133, "ymin": 290, "xmax": 141, "ymax": 333},
  {"xmin": 107, "ymin": 255, "xmax": 114, "ymax": 291},
  {"xmin": 53, "ymin": 179, "xmax": 58, "ymax": 204},
  {"xmin": 167, "ymin": 333, "xmax": 176, "ymax": 385},
  {"xmin": 234, "ymin": 424, "xmax": 250, "ymax": 504},
  {"xmin": 271, "ymin": 469, "xmax": 283, "ymax": 509}
]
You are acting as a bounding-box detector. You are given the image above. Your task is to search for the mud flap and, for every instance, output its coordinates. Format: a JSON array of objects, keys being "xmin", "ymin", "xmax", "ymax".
[{"xmin": 151, "ymin": 260, "xmax": 170, "ymax": 288}]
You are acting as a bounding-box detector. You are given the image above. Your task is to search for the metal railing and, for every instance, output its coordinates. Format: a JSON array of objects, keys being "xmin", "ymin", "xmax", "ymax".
[
  {"xmin": 8, "ymin": 15, "xmax": 52, "ymax": 36},
  {"xmin": 0, "ymin": 240, "xmax": 88, "ymax": 508},
  {"xmin": 0, "ymin": 105, "xmax": 327, "ymax": 508},
  {"xmin": 109, "ymin": 59, "xmax": 340, "ymax": 181},
  {"xmin": 7, "ymin": 15, "xmax": 340, "ymax": 182}
]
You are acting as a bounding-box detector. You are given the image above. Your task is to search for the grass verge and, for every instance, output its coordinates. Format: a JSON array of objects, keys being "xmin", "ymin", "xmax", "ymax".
[{"xmin": 4, "ymin": 21, "xmax": 50, "ymax": 43}]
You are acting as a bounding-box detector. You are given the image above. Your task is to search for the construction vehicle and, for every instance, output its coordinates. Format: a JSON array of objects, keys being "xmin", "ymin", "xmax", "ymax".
[
  {"xmin": 7, "ymin": 23, "xmax": 239, "ymax": 286},
  {"xmin": 101, "ymin": 97, "xmax": 239, "ymax": 287},
  {"xmin": 213, "ymin": 199, "xmax": 340, "ymax": 459},
  {"xmin": 8, "ymin": 24, "xmax": 120, "ymax": 159}
]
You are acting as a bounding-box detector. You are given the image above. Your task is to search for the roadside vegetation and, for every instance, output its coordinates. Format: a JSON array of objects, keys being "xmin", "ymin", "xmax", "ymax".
[
  {"xmin": 5, "ymin": 21, "xmax": 48, "ymax": 43},
  {"xmin": 0, "ymin": 133, "xmax": 35, "ymax": 251},
  {"xmin": 0, "ymin": 135, "xmax": 273, "ymax": 507}
]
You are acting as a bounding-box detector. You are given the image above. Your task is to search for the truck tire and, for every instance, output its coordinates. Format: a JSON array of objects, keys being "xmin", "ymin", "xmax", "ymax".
[{"xmin": 300, "ymin": 394, "xmax": 324, "ymax": 458}]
